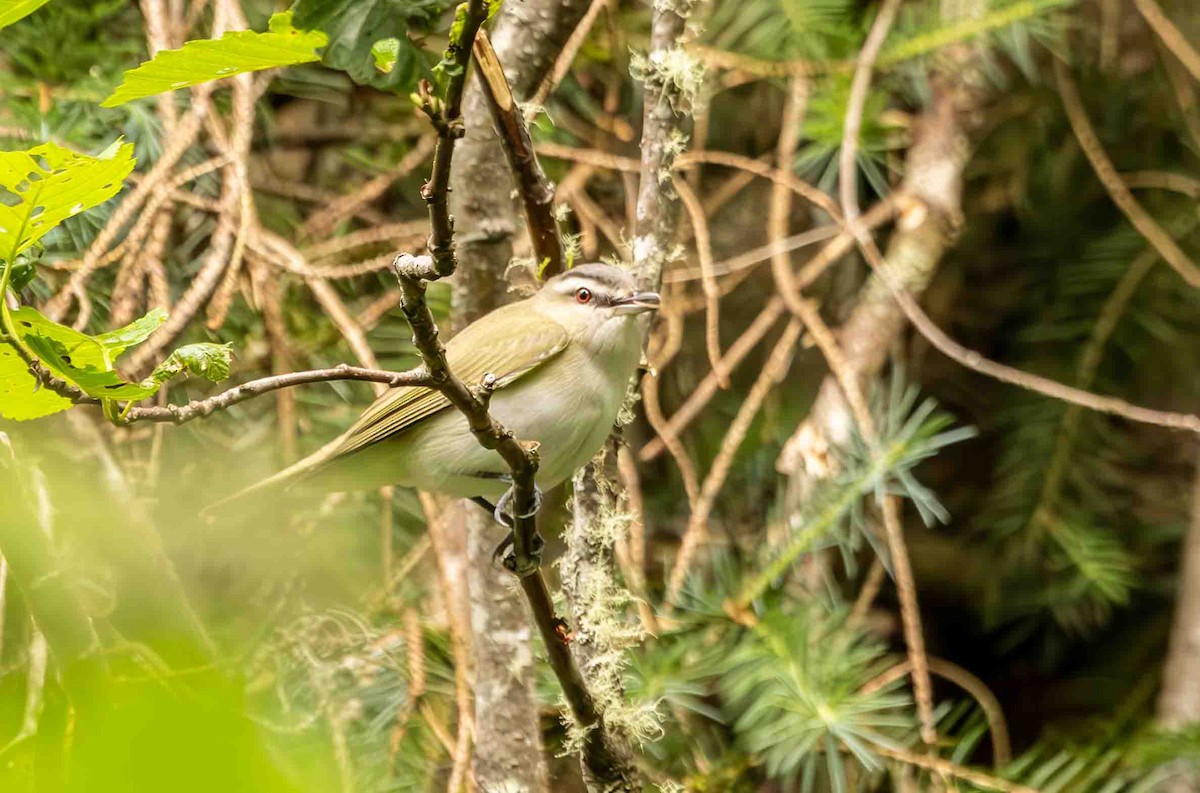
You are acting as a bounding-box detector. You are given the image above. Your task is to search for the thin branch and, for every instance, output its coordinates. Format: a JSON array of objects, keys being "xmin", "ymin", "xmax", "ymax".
[
  {"xmin": 1055, "ymin": 59, "xmax": 1200, "ymax": 289},
  {"xmin": 301, "ymin": 135, "xmax": 436, "ymax": 240},
  {"xmin": 877, "ymin": 746, "xmax": 1039, "ymax": 793},
  {"xmin": 530, "ymin": 0, "xmax": 610, "ymax": 106},
  {"xmin": 1132, "ymin": 0, "xmax": 1200, "ymax": 83},
  {"xmin": 674, "ymin": 178, "xmax": 727, "ymax": 387},
  {"xmin": 665, "ymin": 320, "xmax": 804, "ymax": 606},
  {"xmin": 861, "ymin": 656, "xmax": 1012, "ymax": 766},
  {"xmin": 840, "ymin": 0, "xmax": 902, "ymax": 221},
  {"xmin": 859, "ymin": 244, "xmax": 1200, "ymax": 433},
  {"xmin": 121, "ymin": 366, "xmax": 430, "ymax": 424},
  {"xmin": 472, "ymin": 30, "xmax": 565, "ymax": 276}
]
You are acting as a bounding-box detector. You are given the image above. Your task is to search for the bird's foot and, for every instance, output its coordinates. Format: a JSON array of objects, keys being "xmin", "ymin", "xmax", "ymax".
[
  {"xmin": 492, "ymin": 482, "xmax": 542, "ymax": 525},
  {"xmin": 478, "ymin": 483, "xmax": 544, "ymax": 576},
  {"xmin": 492, "ymin": 531, "xmax": 545, "ymax": 576}
]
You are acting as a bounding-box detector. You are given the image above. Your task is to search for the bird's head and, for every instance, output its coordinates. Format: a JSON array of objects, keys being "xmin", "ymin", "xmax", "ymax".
[{"xmin": 533, "ymin": 263, "xmax": 661, "ymax": 352}]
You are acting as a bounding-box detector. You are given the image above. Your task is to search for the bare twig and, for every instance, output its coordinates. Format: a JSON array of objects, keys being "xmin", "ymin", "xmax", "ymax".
[
  {"xmin": 839, "ymin": 0, "xmax": 902, "ymax": 221},
  {"xmin": 665, "ymin": 320, "xmax": 804, "ymax": 606},
  {"xmin": 121, "ymin": 366, "xmax": 430, "ymax": 425},
  {"xmin": 861, "ymin": 656, "xmax": 1012, "ymax": 766},
  {"xmin": 1055, "ymin": 59, "xmax": 1200, "ymax": 289},
  {"xmin": 1132, "ymin": 0, "xmax": 1200, "ymax": 83},
  {"xmin": 301, "ymin": 135, "xmax": 436, "ymax": 240},
  {"xmin": 531, "ymin": 0, "xmax": 609, "ymax": 106},
  {"xmin": 877, "ymin": 746, "xmax": 1039, "ymax": 793},
  {"xmin": 674, "ymin": 179, "xmax": 727, "ymax": 387}
]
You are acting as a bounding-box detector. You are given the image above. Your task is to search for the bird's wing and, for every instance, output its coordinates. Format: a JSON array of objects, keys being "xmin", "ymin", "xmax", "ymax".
[{"xmin": 330, "ymin": 307, "xmax": 569, "ymax": 459}]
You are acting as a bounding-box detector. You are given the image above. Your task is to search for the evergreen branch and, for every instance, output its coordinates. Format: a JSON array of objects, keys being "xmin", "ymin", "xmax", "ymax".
[{"xmin": 1018, "ymin": 245, "xmax": 1163, "ymax": 545}]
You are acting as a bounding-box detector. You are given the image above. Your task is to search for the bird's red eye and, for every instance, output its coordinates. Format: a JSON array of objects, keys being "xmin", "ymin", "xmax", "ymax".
[{"xmin": 575, "ymin": 287, "xmax": 592, "ymax": 304}]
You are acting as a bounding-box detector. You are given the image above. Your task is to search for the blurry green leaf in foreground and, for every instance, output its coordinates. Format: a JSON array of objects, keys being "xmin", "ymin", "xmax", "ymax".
[
  {"xmin": 0, "ymin": 0, "xmax": 49, "ymax": 30},
  {"xmin": 0, "ymin": 337, "xmax": 71, "ymax": 420},
  {"xmin": 149, "ymin": 342, "xmax": 235, "ymax": 385},
  {"xmin": 0, "ymin": 140, "xmax": 135, "ymax": 263},
  {"xmin": 101, "ymin": 11, "xmax": 328, "ymax": 108},
  {"xmin": 8, "ymin": 307, "xmax": 160, "ymax": 403}
]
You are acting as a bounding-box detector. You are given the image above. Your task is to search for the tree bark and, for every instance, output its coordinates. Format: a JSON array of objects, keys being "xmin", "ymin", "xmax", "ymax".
[
  {"xmin": 1156, "ymin": 446, "xmax": 1200, "ymax": 792},
  {"xmin": 448, "ymin": 1, "xmax": 591, "ymax": 790},
  {"xmin": 559, "ymin": 1, "xmax": 700, "ymax": 787}
]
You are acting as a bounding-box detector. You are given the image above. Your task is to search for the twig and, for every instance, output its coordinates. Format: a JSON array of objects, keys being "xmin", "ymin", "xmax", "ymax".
[
  {"xmin": 1132, "ymin": 0, "xmax": 1200, "ymax": 83},
  {"xmin": 531, "ymin": 0, "xmax": 609, "ymax": 106},
  {"xmin": 877, "ymin": 746, "xmax": 1038, "ymax": 793},
  {"xmin": 678, "ymin": 149, "xmax": 842, "ymax": 220},
  {"xmin": 1055, "ymin": 59, "xmax": 1200, "ymax": 289},
  {"xmin": 839, "ymin": 0, "xmax": 902, "ymax": 222},
  {"xmin": 861, "ymin": 656, "xmax": 1012, "ymax": 766},
  {"xmin": 120, "ymin": 366, "xmax": 430, "ymax": 424},
  {"xmin": 303, "ymin": 221, "xmax": 430, "ymax": 261},
  {"xmin": 472, "ymin": 30, "xmax": 565, "ymax": 276},
  {"xmin": 674, "ymin": 179, "xmax": 727, "ymax": 387},
  {"xmin": 616, "ymin": 444, "xmax": 657, "ymax": 634},
  {"xmin": 665, "ymin": 320, "xmax": 804, "ymax": 606},
  {"xmin": 848, "ymin": 558, "xmax": 887, "ymax": 626},
  {"xmin": 301, "ymin": 135, "xmax": 436, "ymax": 240},
  {"xmin": 858, "ymin": 240, "xmax": 1200, "ymax": 433},
  {"xmin": 771, "ymin": 260, "xmax": 937, "ymax": 744}
]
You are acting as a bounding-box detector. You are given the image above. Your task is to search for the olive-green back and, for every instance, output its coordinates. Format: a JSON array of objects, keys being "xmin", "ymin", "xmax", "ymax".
[{"xmin": 331, "ymin": 300, "xmax": 570, "ymax": 459}]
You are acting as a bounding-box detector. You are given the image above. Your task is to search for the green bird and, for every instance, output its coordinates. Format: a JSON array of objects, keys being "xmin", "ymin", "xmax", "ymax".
[{"xmin": 215, "ymin": 263, "xmax": 660, "ymax": 523}]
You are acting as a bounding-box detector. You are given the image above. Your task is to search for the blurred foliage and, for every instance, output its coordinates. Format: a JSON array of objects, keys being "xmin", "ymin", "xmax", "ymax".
[{"xmin": 0, "ymin": 0, "xmax": 1199, "ymax": 790}]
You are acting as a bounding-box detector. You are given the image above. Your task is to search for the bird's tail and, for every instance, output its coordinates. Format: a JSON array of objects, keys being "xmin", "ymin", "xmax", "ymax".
[{"xmin": 200, "ymin": 435, "xmax": 344, "ymax": 520}]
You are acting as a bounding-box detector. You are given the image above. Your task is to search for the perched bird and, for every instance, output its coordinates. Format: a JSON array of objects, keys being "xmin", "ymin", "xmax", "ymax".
[{"xmin": 211, "ymin": 263, "xmax": 659, "ymax": 522}]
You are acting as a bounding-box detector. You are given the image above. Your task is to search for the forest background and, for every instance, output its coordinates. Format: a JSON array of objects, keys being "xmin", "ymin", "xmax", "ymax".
[{"xmin": 0, "ymin": 0, "xmax": 1199, "ymax": 790}]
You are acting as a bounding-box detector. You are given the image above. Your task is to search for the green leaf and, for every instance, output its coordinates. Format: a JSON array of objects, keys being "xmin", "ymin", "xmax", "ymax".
[
  {"xmin": 101, "ymin": 12, "xmax": 328, "ymax": 108},
  {"xmin": 148, "ymin": 343, "xmax": 234, "ymax": 385},
  {"xmin": 0, "ymin": 141, "xmax": 136, "ymax": 264},
  {"xmin": 93, "ymin": 307, "xmax": 167, "ymax": 359},
  {"xmin": 9, "ymin": 307, "xmax": 158, "ymax": 402},
  {"xmin": 0, "ymin": 0, "xmax": 49, "ymax": 30},
  {"xmin": 292, "ymin": 0, "xmax": 447, "ymax": 91},
  {"xmin": 0, "ymin": 339, "xmax": 71, "ymax": 420},
  {"xmin": 371, "ymin": 38, "xmax": 400, "ymax": 74}
]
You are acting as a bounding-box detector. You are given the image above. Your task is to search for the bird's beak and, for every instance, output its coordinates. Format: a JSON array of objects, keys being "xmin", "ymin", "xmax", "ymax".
[{"xmin": 613, "ymin": 291, "xmax": 662, "ymax": 315}]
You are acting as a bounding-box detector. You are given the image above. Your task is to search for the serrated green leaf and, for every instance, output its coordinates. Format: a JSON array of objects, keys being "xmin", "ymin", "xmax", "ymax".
[
  {"xmin": 0, "ymin": 141, "xmax": 136, "ymax": 264},
  {"xmin": 149, "ymin": 343, "xmax": 234, "ymax": 385},
  {"xmin": 371, "ymin": 38, "xmax": 400, "ymax": 74},
  {"xmin": 293, "ymin": 0, "xmax": 446, "ymax": 91},
  {"xmin": 8, "ymin": 307, "xmax": 158, "ymax": 402},
  {"xmin": 0, "ymin": 0, "xmax": 49, "ymax": 30},
  {"xmin": 93, "ymin": 307, "xmax": 167, "ymax": 359},
  {"xmin": 101, "ymin": 12, "xmax": 328, "ymax": 108}
]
